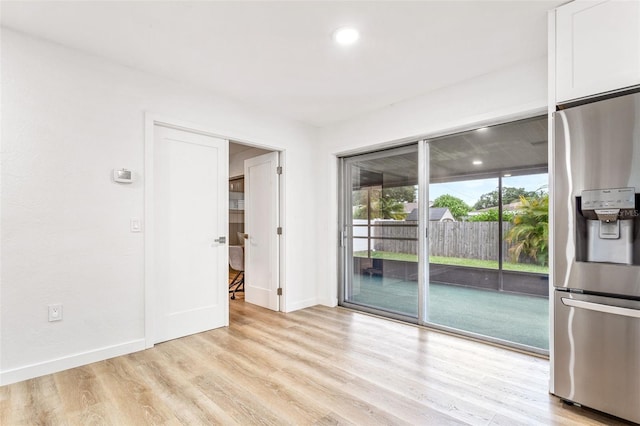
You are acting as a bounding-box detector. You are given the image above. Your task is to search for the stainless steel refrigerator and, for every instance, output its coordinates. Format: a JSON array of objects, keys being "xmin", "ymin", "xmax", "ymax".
[{"xmin": 553, "ymin": 90, "xmax": 640, "ymax": 424}]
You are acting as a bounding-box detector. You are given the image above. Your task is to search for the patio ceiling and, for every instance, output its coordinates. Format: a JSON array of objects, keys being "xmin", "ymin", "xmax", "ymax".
[
  {"xmin": 429, "ymin": 115, "xmax": 548, "ymax": 182},
  {"xmin": 352, "ymin": 115, "xmax": 548, "ymax": 188}
]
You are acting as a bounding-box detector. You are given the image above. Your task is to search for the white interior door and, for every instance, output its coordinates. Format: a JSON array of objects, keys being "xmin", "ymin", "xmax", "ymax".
[
  {"xmin": 244, "ymin": 151, "xmax": 279, "ymax": 311},
  {"xmin": 153, "ymin": 125, "xmax": 228, "ymax": 343}
]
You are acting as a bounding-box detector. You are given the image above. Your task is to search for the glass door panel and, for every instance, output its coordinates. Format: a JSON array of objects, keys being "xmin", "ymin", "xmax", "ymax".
[
  {"xmin": 426, "ymin": 116, "xmax": 549, "ymax": 352},
  {"xmin": 342, "ymin": 146, "xmax": 419, "ymax": 318}
]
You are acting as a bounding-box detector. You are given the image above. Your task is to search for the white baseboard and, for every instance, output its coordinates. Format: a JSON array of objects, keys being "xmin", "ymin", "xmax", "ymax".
[
  {"xmin": 0, "ymin": 339, "xmax": 146, "ymax": 386},
  {"xmin": 284, "ymin": 297, "xmax": 317, "ymax": 313}
]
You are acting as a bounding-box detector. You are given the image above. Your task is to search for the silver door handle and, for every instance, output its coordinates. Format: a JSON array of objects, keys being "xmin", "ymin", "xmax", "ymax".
[
  {"xmin": 561, "ymin": 298, "xmax": 640, "ymax": 319},
  {"xmin": 214, "ymin": 236, "xmax": 226, "ymax": 244}
]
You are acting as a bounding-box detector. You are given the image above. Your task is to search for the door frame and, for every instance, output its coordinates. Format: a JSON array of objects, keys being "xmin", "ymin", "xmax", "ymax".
[{"xmin": 144, "ymin": 113, "xmax": 286, "ymax": 349}]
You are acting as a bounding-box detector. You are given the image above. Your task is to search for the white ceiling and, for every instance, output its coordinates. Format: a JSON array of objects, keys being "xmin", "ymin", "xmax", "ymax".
[{"xmin": 0, "ymin": 1, "xmax": 563, "ymax": 127}]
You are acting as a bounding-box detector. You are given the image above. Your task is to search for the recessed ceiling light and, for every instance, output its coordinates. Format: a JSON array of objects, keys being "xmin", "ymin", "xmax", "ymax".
[
  {"xmin": 504, "ymin": 173, "xmax": 512, "ymax": 177},
  {"xmin": 333, "ymin": 27, "xmax": 360, "ymax": 45},
  {"xmin": 472, "ymin": 160, "xmax": 483, "ymax": 165}
]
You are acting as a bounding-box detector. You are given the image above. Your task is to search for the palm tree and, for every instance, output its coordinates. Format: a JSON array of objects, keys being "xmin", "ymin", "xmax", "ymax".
[{"xmin": 505, "ymin": 194, "xmax": 549, "ymax": 266}]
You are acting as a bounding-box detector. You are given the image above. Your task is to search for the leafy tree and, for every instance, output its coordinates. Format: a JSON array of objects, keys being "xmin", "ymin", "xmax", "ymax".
[
  {"xmin": 353, "ymin": 186, "xmax": 416, "ymax": 206},
  {"xmin": 473, "ymin": 187, "xmax": 538, "ymax": 210},
  {"xmin": 467, "ymin": 208, "xmax": 515, "ymax": 222},
  {"xmin": 431, "ymin": 194, "xmax": 470, "ymax": 221},
  {"xmin": 382, "ymin": 186, "xmax": 417, "ymax": 203},
  {"xmin": 377, "ymin": 197, "xmax": 407, "ymax": 220},
  {"xmin": 353, "ymin": 187, "xmax": 409, "ymax": 220},
  {"xmin": 505, "ymin": 194, "xmax": 549, "ymax": 266}
]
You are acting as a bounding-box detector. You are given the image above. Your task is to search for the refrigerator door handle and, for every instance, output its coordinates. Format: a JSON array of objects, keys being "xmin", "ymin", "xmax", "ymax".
[{"xmin": 561, "ymin": 297, "xmax": 640, "ymax": 319}]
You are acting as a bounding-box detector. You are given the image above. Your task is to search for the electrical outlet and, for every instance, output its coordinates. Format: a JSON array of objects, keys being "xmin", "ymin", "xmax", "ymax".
[{"xmin": 48, "ymin": 304, "xmax": 63, "ymax": 322}]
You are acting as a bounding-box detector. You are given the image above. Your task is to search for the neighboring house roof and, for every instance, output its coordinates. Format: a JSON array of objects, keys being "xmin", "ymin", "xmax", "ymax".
[
  {"xmin": 430, "ymin": 207, "xmax": 452, "ymax": 221},
  {"xmin": 406, "ymin": 207, "xmax": 455, "ymax": 221}
]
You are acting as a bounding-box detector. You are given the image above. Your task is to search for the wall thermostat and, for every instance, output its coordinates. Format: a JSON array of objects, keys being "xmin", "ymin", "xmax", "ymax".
[{"xmin": 113, "ymin": 168, "xmax": 133, "ymax": 184}]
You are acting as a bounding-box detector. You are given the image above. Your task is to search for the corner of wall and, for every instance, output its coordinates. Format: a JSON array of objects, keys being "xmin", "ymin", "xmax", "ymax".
[
  {"xmin": 284, "ymin": 297, "xmax": 319, "ymax": 313},
  {"xmin": 317, "ymin": 297, "xmax": 338, "ymax": 308}
]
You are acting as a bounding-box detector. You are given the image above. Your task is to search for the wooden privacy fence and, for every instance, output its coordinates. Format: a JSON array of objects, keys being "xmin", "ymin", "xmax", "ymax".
[{"xmin": 371, "ymin": 221, "xmax": 515, "ymax": 261}]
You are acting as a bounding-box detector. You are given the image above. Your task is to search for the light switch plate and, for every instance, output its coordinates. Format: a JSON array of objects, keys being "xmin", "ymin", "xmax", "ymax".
[{"xmin": 130, "ymin": 218, "xmax": 141, "ymax": 232}]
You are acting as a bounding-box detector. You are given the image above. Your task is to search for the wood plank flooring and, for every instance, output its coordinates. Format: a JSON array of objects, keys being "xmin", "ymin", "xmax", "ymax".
[{"xmin": 0, "ymin": 299, "xmax": 632, "ymax": 425}]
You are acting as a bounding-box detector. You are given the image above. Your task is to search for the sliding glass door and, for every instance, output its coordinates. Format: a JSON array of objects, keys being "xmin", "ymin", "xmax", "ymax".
[
  {"xmin": 339, "ymin": 116, "xmax": 549, "ymax": 352},
  {"xmin": 340, "ymin": 145, "xmax": 419, "ymax": 319}
]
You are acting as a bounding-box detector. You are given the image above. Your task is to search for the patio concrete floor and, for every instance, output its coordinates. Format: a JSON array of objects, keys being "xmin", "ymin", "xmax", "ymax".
[{"xmin": 349, "ymin": 274, "xmax": 549, "ymax": 350}]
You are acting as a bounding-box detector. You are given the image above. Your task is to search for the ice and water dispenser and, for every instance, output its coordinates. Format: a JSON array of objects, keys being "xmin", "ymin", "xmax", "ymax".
[{"xmin": 576, "ymin": 187, "xmax": 640, "ymax": 265}]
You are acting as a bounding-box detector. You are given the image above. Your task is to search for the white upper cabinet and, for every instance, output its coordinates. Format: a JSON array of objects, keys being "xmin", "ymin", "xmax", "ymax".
[{"xmin": 555, "ymin": 0, "xmax": 640, "ymax": 103}]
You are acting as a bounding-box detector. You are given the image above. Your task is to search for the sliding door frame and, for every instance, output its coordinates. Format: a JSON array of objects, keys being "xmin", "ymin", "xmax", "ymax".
[
  {"xmin": 337, "ymin": 156, "xmax": 349, "ymax": 306},
  {"xmin": 417, "ymin": 140, "xmax": 429, "ymax": 325},
  {"xmin": 338, "ymin": 144, "xmax": 424, "ymax": 323},
  {"xmin": 338, "ymin": 138, "xmax": 548, "ymax": 355}
]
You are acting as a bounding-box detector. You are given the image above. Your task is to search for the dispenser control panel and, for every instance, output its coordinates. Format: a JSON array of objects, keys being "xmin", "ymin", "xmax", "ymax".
[{"xmin": 581, "ymin": 188, "xmax": 635, "ymax": 210}]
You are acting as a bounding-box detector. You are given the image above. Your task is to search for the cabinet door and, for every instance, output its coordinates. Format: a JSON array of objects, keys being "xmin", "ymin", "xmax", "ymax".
[{"xmin": 556, "ymin": 0, "xmax": 640, "ymax": 103}]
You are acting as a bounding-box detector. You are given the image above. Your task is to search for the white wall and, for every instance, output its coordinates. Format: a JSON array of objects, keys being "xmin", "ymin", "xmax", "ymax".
[
  {"xmin": 315, "ymin": 57, "xmax": 549, "ymax": 306},
  {"xmin": 0, "ymin": 29, "xmax": 318, "ymax": 385}
]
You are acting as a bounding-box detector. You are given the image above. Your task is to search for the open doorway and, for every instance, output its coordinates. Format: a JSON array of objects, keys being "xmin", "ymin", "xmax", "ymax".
[
  {"xmin": 145, "ymin": 118, "xmax": 285, "ymax": 348},
  {"xmin": 228, "ymin": 141, "xmax": 282, "ymax": 313}
]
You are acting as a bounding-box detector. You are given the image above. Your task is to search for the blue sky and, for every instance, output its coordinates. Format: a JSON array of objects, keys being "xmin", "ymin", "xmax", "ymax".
[{"xmin": 429, "ymin": 173, "xmax": 548, "ymax": 207}]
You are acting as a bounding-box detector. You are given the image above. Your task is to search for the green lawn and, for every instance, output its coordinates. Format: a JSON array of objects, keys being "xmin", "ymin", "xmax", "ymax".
[{"xmin": 353, "ymin": 250, "xmax": 548, "ymax": 274}]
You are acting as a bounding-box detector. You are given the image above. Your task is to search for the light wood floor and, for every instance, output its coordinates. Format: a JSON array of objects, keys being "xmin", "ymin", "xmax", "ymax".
[{"xmin": 0, "ymin": 298, "xmax": 631, "ymax": 425}]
